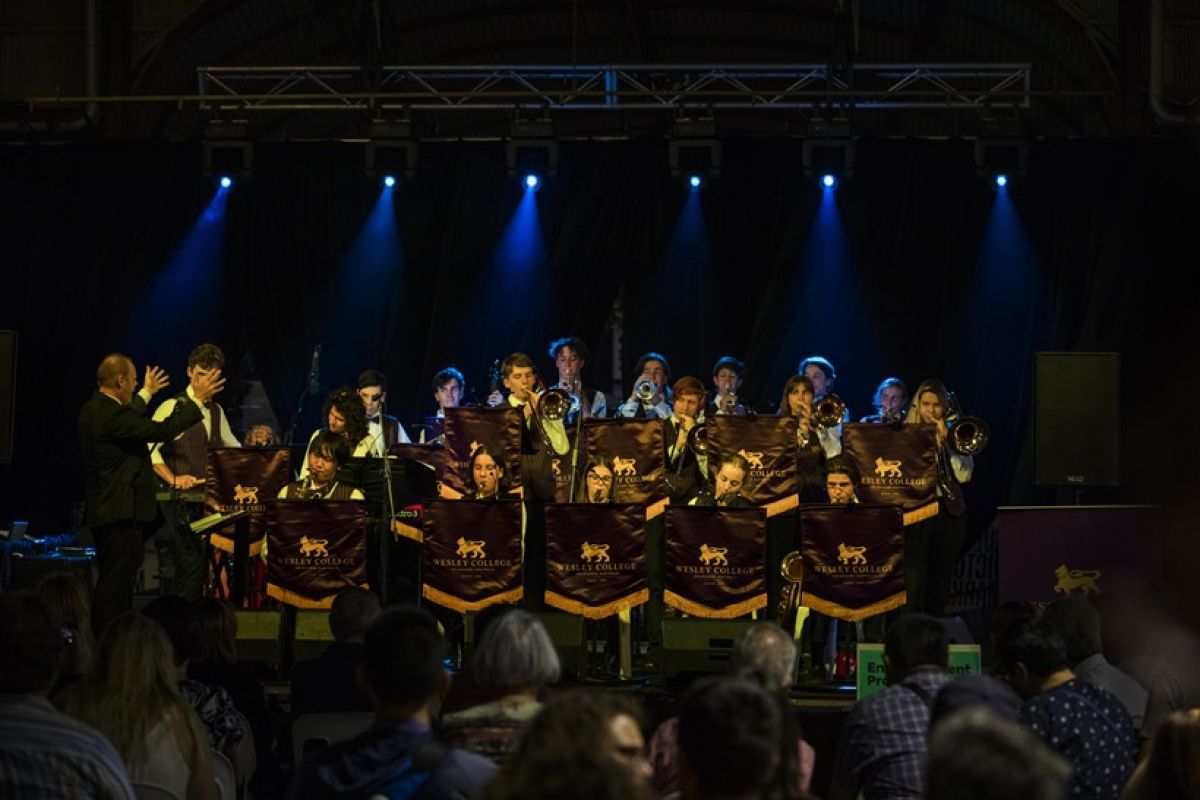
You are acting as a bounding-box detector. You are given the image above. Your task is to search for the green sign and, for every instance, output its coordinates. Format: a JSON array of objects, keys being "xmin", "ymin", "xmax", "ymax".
[{"xmin": 855, "ymin": 643, "xmax": 982, "ymax": 700}]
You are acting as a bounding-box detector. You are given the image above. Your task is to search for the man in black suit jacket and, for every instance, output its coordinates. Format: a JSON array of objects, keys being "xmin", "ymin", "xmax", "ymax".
[{"xmin": 78, "ymin": 353, "xmax": 224, "ymax": 631}]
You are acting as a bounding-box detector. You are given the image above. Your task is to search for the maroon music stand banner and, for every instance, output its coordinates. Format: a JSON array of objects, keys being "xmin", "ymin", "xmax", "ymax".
[
  {"xmin": 842, "ymin": 423, "xmax": 939, "ymax": 524},
  {"xmin": 422, "ymin": 500, "xmax": 524, "ymax": 612},
  {"xmin": 583, "ymin": 419, "xmax": 667, "ymax": 517},
  {"xmin": 800, "ymin": 503, "xmax": 906, "ymax": 621},
  {"xmin": 441, "ymin": 407, "xmax": 523, "ymax": 499},
  {"xmin": 205, "ymin": 447, "xmax": 291, "ymax": 557},
  {"xmin": 707, "ymin": 414, "xmax": 799, "ymax": 516},
  {"xmin": 544, "ymin": 503, "xmax": 648, "ymax": 619},
  {"xmin": 664, "ymin": 506, "xmax": 767, "ymax": 618},
  {"xmin": 266, "ymin": 500, "xmax": 367, "ymax": 609}
]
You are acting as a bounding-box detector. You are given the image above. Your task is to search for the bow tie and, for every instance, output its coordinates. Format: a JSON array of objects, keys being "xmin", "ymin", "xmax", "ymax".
[{"xmin": 367, "ymin": 416, "xmax": 381, "ymax": 424}]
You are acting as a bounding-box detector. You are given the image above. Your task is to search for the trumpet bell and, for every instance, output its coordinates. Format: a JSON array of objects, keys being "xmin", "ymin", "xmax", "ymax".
[
  {"xmin": 539, "ymin": 388, "xmax": 572, "ymax": 421},
  {"xmin": 687, "ymin": 423, "xmax": 709, "ymax": 455},
  {"xmin": 634, "ymin": 379, "xmax": 657, "ymax": 403},
  {"xmin": 948, "ymin": 416, "xmax": 990, "ymax": 455},
  {"xmin": 813, "ymin": 393, "xmax": 846, "ymax": 428}
]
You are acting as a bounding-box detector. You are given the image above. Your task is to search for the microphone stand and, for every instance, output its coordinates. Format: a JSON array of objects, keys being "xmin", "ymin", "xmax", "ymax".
[
  {"xmin": 567, "ymin": 378, "xmax": 585, "ymax": 501},
  {"xmin": 283, "ymin": 345, "xmax": 320, "ymax": 448},
  {"xmin": 378, "ymin": 399, "xmax": 397, "ymax": 606}
]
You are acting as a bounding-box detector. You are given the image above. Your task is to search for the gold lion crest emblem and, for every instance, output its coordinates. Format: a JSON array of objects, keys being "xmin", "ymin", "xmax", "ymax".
[
  {"xmin": 299, "ymin": 536, "xmax": 329, "ymax": 558},
  {"xmin": 456, "ymin": 537, "xmax": 486, "ymax": 559},
  {"xmin": 1053, "ymin": 563, "xmax": 1101, "ymax": 595},
  {"xmin": 580, "ymin": 541, "xmax": 610, "ymax": 562},
  {"xmin": 837, "ymin": 543, "xmax": 867, "ymax": 565}
]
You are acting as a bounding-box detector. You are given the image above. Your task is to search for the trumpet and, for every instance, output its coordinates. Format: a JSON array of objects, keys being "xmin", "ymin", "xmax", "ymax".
[
  {"xmin": 634, "ymin": 378, "xmax": 658, "ymax": 404},
  {"xmin": 538, "ymin": 387, "xmax": 572, "ymax": 421},
  {"xmin": 813, "ymin": 393, "xmax": 846, "ymax": 428},
  {"xmin": 945, "ymin": 391, "xmax": 989, "ymax": 456},
  {"xmin": 687, "ymin": 422, "xmax": 709, "ymax": 455}
]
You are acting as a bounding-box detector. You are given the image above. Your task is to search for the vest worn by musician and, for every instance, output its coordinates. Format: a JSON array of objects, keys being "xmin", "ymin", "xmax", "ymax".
[
  {"xmin": 282, "ymin": 480, "xmax": 358, "ymax": 501},
  {"xmin": 163, "ymin": 399, "xmax": 223, "ymax": 478}
]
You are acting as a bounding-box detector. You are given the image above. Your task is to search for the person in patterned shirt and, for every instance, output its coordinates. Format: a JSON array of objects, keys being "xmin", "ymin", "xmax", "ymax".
[{"xmin": 997, "ymin": 615, "xmax": 1138, "ymax": 800}]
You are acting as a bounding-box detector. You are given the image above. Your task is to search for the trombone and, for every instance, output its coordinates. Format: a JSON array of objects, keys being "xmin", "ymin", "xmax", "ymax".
[{"xmin": 945, "ymin": 391, "xmax": 989, "ymax": 456}]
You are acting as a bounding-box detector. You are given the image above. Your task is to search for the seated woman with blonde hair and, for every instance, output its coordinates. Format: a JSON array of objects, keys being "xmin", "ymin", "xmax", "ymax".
[{"xmin": 56, "ymin": 612, "xmax": 217, "ymax": 800}]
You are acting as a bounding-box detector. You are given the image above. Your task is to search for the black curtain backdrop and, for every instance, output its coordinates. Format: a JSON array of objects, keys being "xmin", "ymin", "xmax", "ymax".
[{"xmin": 3, "ymin": 136, "xmax": 1199, "ymax": 555}]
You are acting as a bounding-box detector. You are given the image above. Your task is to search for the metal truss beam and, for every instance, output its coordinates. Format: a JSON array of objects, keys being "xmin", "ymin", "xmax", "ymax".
[{"xmin": 193, "ymin": 63, "xmax": 1037, "ymax": 113}]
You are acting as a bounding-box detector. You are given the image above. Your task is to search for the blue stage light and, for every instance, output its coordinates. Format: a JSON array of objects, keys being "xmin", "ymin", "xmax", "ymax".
[
  {"xmin": 219, "ymin": 176, "xmax": 233, "ymax": 189},
  {"xmin": 687, "ymin": 173, "xmax": 704, "ymax": 190},
  {"xmin": 995, "ymin": 174, "xmax": 1009, "ymax": 188},
  {"xmin": 524, "ymin": 174, "xmax": 541, "ymax": 191},
  {"xmin": 821, "ymin": 174, "xmax": 837, "ymax": 189},
  {"xmin": 383, "ymin": 175, "xmax": 396, "ymax": 188}
]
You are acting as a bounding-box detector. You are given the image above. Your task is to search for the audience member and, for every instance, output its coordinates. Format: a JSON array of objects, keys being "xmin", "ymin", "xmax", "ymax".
[
  {"xmin": 1121, "ymin": 707, "xmax": 1200, "ymax": 800},
  {"xmin": 929, "ymin": 674, "xmax": 1021, "ymax": 727},
  {"xmin": 829, "ymin": 613, "xmax": 949, "ymax": 800},
  {"xmin": 142, "ymin": 596, "xmax": 245, "ymax": 761},
  {"xmin": 33, "ymin": 571, "xmax": 98, "ymax": 691},
  {"xmin": 440, "ymin": 608, "xmax": 561, "ymax": 764},
  {"xmin": 998, "ymin": 616, "xmax": 1137, "ymax": 800},
  {"xmin": 927, "ymin": 707, "xmax": 1070, "ymax": 800},
  {"xmin": 676, "ymin": 676, "xmax": 784, "ymax": 800},
  {"xmin": 289, "ymin": 607, "xmax": 495, "ymax": 800},
  {"xmin": 1042, "ymin": 596, "xmax": 1148, "ymax": 730},
  {"xmin": 481, "ymin": 689, "xmax": 655, "ymax": 800},
  {"xmin": 0, "ymin": 591, "xmax": 135, "ymax": 799},
  {"xmin": 650, "ymin": 623, "xmax": 814, "ymax": 796},
  {"xmin": 291, "ymin": 587, "xmax": 381, "ymax": 715},
  {"xmin": 57, "ymin": 612, "xmax": 216, "ymax": 799}
]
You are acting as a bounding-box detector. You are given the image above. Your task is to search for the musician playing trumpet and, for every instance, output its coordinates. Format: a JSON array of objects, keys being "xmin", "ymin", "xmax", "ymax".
[
  {"xmin": 548, "ymin": 336, "xmax": 607, "ymax": 422},
  {"xmin": 903, "ymin": 378, "xmax": 975, "ymax": 617},
  {"xmin": 278, "ymin": 430, "xmax": 365, "ymax": 500},
  {"xmin": 780, "ymin": 374, "xmax": 841, "ymax": 503},
  {"xmin": 664, "ymin": 377, "xmax": 707, "ymax": 504},
  {"xmin": 707, "ymin": 356, "xmax": 748, "ymax": 416},
  {"xmin": 487, "ymin": 352, "xmax": 568, "ymax": 502},
  {"xmin": 617, "ymin": 351, "xmax": 673, "ymax": 419}
]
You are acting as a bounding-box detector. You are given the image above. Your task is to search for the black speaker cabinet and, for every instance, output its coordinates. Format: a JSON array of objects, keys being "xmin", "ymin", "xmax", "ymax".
[
  {"xmin": 661, "ymin": 618, "xmax": 757, "ymax": 678},
  {"xmin": 235, "ymin": 609, "xmax": 283, "ymax": 670},
  {"xmin": 537, "ymin": 612, "xmax": 586, "ymax": 679},
  {"xmin": 1033, "ymin": 352, "xmax": 1120, "ymax": 487},
  {"xmin": 294, "ymin": 609, "xmax": 336, "ymax": 664},
  {"xmin": 0, "ymin": 330, "xmax": 15, "ymax": 464}
]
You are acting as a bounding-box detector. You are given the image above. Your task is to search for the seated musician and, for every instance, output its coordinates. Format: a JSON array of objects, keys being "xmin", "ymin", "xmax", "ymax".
[
  {"xmin": 823, "ymin": 457, "xmax": 860, "ymax": 504},
  {"xmin": 690, "ymin": 453, "xmax": 752, "ymax": 508},
  {"xmin": 617, "ymin": 352, "xmax": 673, "ymax": 420},
  {"xmin": 462, "ymin": 445, "xmax": 518, "ymax": 501},
  {"xmin": 243, "ymin": 423, "xmax": 279, "ymax": 447},
  {"xmin": 860, "ymin": 377, "xmax": 908, "ymax": 424},
  {"xmin": 665, "ymin": 377, "xmax": 706, "ymax": 504},
  {"xmin": 707, "ymin": 356, "xmax": 748, "ymax": 417},
  {"xmin": 574, "ymin": 456, "xmax": 615, "ymax": 503},
  {"xmin": 300, "ymin": 388, "xmax": 373, "ymax": 479},
  {"xmin": 279, "ymin": 430, "xmax": 365, "ymax": 500}
]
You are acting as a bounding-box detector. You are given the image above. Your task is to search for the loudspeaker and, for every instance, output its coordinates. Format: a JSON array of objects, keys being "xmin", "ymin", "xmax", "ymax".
[
  {"xmin": 294, "ymin": 609, "xmax": 335, "ymax": 664},
  {"xmin": 0, "ymin": 330, "xmax": 15, "ymax": 464},
  {"xmin": 536, "ymin": 612, "xmax": 586, "ymax": 679},
  {"xmin": 235, "ymin": 609, "xmax": 282, "ymax": 670},
  {"xmin": 661, "ymin": 618, "xmax": 756, "ymax": 679},
  {"xmin": 1034, "ymin": 352, "xmax": 1120, "ymax": 487}
]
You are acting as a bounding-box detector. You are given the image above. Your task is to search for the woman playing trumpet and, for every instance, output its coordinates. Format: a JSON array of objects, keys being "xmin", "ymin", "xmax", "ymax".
[{"xmin": 779, "ymin": 374, "xmax": 842, "ymax": 503}]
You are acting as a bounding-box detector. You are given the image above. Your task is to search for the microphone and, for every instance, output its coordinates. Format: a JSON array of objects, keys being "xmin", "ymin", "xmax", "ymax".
[{"xmin": 308, "ymin": 345, "xmax": 321, "ymax": 396}]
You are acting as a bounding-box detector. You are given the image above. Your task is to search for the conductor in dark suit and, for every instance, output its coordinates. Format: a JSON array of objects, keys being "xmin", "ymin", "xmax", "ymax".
[{"xmin": 78, "ymin": 353, "xmax": 224, "ymax": 631}]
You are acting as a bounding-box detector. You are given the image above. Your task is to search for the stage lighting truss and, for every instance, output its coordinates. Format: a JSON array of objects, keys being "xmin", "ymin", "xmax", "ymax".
[
  {"xmin": 201, "ymin": 118, "xmax": 253, "ymax": 178},
  {"xmin": 365, "ymin": 118, "xmax": 418, "ymax": 178}
]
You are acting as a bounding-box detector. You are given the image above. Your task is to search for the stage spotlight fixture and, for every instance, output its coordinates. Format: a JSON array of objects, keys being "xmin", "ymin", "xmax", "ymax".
[
  {"xmin": 821, "ymin": 174, "xmax": 837, "ymax": 189},
  {"xmin": 802, "ymin": 119, "xmax": 855, "ymax": 180},
  {"xmin": 669, "ymin": 118, "xmax": 721, "ymax": 181},
  {"xmin": 686, "ymin": 173, "xmax": 704, "ymax": 190},
  {"xmin": 219, "ymin": 176, "xmax": 233, "ymax": 189},
  {"xmin": 365, "ymin": 118, "xmax": 418, "ymax": 178},
  {"xmin": 974, "ymin": 119, "xmax": 1028, "ymax": 181},
  {"xmin": 524, "ymin": 174, "xmax": 542, "ymax": 191},
  {"xmin": 507, "ymin": 118, "xmax": 559, "ymax": 179},
  {"xmin": 994, "ymin": 174, "xmax": 1008, "ymax": 188},
  {"xmin": 383, "ymin": 175, "xmax": 397, "ymax": 188},
  {"xmin": 201, "ymin": 118, "xmax": 253, "ymax": 179}
]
